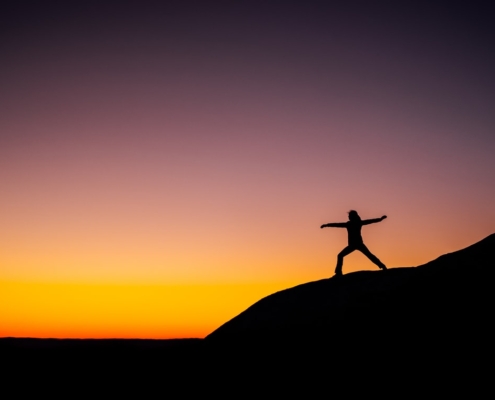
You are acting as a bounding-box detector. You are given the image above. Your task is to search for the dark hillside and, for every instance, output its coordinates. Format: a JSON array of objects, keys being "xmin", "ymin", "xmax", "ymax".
[{"xmin": 206, "ymin": 233, "xmax": 494, "ymax": 348}]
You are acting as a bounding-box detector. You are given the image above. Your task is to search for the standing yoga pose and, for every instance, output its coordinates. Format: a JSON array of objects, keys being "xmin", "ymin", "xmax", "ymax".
[{"xmin": 321, "ymin": 210, "xmax": 387, "ymax": 276}]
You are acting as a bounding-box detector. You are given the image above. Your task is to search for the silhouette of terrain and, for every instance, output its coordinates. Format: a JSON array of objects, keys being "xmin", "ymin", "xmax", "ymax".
[{"xmin": 206, "ymin": 233, "xmax": 494, "ymax": 346}]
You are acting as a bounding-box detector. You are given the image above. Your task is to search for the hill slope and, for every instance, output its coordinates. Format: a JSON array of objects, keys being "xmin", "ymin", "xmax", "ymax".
[{"xmin": 206, "ymin": 233, "xmax": 494, "ymax": 345}]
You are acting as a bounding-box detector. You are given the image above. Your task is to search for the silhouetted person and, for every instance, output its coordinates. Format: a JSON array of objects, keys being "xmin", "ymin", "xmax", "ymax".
[{"xmin": 321, "ymin": 210, "xmax": 387, "ymax": 276}]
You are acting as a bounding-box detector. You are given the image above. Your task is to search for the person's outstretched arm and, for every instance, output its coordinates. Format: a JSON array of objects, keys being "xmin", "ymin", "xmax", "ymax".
[
  {"xmin": 320, "ymin": 222, "xmax": 347, "ymax": 228},
  {"xmin": 362, "ymin": 215, "xmax": 387, "ymax": 225}
]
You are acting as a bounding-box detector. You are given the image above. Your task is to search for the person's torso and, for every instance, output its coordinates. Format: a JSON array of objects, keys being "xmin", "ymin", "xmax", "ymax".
[{"xmin": 346, "ymin": 221, "xmax": 363, "ymax": 246}]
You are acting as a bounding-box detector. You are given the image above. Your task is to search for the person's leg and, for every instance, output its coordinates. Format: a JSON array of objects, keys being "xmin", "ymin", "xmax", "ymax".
[
  {"xmin": 335, "ymin": 246, "xmax": 355, "ymax": 275},
  {"xmin": 358, "ymin": 244, "xmax": 387, "ymax": 270}
]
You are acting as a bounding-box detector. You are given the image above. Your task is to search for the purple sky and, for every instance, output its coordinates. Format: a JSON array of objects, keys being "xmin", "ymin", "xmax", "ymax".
[{"xmin": 1, "ymin": 1, "xmax": 494, "ymax": 284}]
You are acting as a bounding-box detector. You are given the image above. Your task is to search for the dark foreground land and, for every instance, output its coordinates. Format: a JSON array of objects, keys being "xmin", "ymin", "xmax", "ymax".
[{"xmin": 3, "ymin": 234, "xmax": 494, "ymax": 385}]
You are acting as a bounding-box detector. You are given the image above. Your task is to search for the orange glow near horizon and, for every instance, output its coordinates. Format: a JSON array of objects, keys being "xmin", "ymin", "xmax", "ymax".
[
  {"xmin": 1, "ymin": 229, "xmax": 492, "ymax": 339},
  {"xmin": 0, "ymin": 280, "xmax": 297, "ymax": 339}
]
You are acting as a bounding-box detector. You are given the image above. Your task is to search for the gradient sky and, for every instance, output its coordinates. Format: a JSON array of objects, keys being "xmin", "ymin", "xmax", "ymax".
[{"xmin": 1, "ymin": 1, "xmax": 494, "ymax": 338}]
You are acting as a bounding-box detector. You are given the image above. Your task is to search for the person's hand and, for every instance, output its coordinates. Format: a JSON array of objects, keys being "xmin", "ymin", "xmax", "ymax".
[
  {"xmin": 320, "ymin": 224, "xmax": 326, "ymax": 229},
  {"xmin": 381, "ymin": 215, "xmax": 387, "ymax": 220}
]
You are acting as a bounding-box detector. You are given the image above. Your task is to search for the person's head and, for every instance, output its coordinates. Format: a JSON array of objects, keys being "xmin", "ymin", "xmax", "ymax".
[{"xmin": 348, "ymin": 210, "xmax": 361, "ymax": 221}]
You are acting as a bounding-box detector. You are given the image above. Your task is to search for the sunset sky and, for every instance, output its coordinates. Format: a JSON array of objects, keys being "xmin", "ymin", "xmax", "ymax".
[{"xmin": 1, "ymin": 1, "xmax": 494, "ymax": 339}]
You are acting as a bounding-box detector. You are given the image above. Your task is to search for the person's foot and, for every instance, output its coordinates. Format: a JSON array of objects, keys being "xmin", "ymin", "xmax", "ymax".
[
  {"xmin": 333, "ymin": 270, "xmax": 343, "ymax": 277},
  {"xmin": 380, "ymin": 265, "xmax": 387, "ymax": 270}
]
